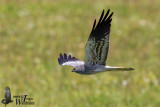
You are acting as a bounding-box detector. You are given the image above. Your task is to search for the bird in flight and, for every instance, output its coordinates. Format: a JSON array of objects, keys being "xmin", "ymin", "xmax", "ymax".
[
  {"xmin": 58, "ymin": 9, "xmax": 134, "ymax": 75},
  {"xmin": 1, "ymin": 86, "xmax": 13, "ymax": 106}
]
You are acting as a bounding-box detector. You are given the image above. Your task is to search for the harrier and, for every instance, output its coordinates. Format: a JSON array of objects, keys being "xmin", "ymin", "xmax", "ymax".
[{"xmin": 58, "ymin": 9, "xmax": 134, "ymax": 75}]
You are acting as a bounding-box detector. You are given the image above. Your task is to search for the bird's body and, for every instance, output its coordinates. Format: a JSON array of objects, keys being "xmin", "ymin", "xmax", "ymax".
[
  {"xmin": 1, "ymin": 86, "xmax": 13, "ymax": 106},
  {"xmin": 58, "ymin": 9, "xmax": 134, "ymax": 75}
]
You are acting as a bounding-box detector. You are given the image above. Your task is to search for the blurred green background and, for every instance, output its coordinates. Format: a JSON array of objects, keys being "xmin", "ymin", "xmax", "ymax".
[{"xmin": 0, "ymin": 0, "xmax": 160, "ymax": 106}]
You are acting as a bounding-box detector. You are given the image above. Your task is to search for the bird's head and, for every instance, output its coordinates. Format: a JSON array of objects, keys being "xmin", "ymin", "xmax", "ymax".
[
  {"xmin": 72, "ymin": 65, "xmax": 85, "ymax": 73},
  {"xmin": 72, "ymin": 67, "xmax": 78, "ymax": 72}
]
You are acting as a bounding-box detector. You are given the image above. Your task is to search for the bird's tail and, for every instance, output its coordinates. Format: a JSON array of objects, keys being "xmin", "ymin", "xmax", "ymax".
[{"xmin": 105, "ymin": 66, "xmax": 134, "ymax": 71}]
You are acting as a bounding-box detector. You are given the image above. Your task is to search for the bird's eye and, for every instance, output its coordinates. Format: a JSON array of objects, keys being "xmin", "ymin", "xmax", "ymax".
[{"xmin": 72, "ymin": 68, "xmax": 77, "ymax": 72}]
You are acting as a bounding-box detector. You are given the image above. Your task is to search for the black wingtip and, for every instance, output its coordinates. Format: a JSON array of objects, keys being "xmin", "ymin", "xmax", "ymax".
[
  {"xmin": 60, "ymin": 53, "xmax": 63, "ymax": 59},
  {"xmin": 91, "ymin": 19, "xmax": 96, "ymax": 31},
  {"xmin": 58, "ymin": 53, "xmax": 64, "ymax": 65},
  {"xmin": 58, "ymin": 58, "xmax": 61, "ymax": 65},
  {"xmin": 58, "ymin": 53, "xmax": 79, "ymax": 65},
  {"xmin": 68, "ymin": 55, "xmax": 71, "ymax": 59},
  {"xmin": 108, "ymin": 12, "xmax": 113, "ymax": 20},
  {"xmin": 64, "ymin": 53, "xmax": 67, "ymax": 59},
  {"xmin": 98, "ymin": 10, "xmax": 105, "ymax": 24},
  {"xmin": 107, "ymin": 9, "xmax": 110, "ymax": 13},
  {"xmin": 89, "ymin": 9, "xmax": 114, "ymax": 41}
]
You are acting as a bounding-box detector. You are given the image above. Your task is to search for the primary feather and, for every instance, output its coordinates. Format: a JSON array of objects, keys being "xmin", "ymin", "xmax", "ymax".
[{"xmin": 58, "ymin": 53, "xmax": 84, "ymax": 67}]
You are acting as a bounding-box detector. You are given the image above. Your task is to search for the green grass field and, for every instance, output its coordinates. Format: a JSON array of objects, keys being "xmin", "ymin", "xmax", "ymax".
[{"xmin": 0, "ymin": 0, "xmax": 160, "ymax": 106}]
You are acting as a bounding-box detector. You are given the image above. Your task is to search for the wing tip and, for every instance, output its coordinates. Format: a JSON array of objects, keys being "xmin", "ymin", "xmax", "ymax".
[
  {"xmin": 58, "ymin": 53, "xmax": 64, "ymax": 65},
  {"xmin": 90, "ymin": 9, "xmax": 114, "ymax": 38},
  {"xmin": 58, "ymin": 53, "xmax": 79, "ymax": 65},
  {"xmin": 58, "ymin": 58, "xmax": 61, "ymax": 65}
]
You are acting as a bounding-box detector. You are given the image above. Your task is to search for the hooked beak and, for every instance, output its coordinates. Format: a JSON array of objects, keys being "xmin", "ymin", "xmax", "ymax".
[{"xmin": 72, "ymin": 68, "xmax": 75, "ymax": 72}]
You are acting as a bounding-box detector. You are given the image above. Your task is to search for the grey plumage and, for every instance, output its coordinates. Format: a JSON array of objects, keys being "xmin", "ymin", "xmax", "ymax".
[
  {"xmin": 1, "ymin": 86, "xmax": 13, "ymax": 106},
  {"xmin": 58, "ymin": 9, "xmax": 134, "ymax": 75}
]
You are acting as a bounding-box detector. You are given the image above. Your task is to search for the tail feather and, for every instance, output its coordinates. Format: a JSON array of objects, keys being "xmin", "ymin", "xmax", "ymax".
[{"xmin": 105, "ymin": 66, "xmax": 134, "ymax": 71}]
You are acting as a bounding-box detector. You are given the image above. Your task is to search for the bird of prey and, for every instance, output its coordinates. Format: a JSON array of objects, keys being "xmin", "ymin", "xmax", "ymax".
[
  {"xmin": 1, "ymin": 86, "xmax": 13, "ymax": 106},
  {"xmin": 58, "ymin": 9, "xmax": 134, "ymax": 75}
]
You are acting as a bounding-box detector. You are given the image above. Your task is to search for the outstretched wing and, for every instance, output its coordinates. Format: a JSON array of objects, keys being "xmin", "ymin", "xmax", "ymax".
[
  {"xmin": 58, "ymin": 53, "xmax": 84, "ymax": 67},
  {"xmin": 5, "ymin": 86, "xmax": 11, "ymax": 100},
  {"xmin": 85, "ymin": 9, "xmax": 113, "ymax": 67}
]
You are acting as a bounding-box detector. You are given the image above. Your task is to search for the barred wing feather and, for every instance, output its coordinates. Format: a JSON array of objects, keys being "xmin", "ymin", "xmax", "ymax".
[{"xmin": 85, "ymin": 9, "xmax": 113, "ymax": 67}]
